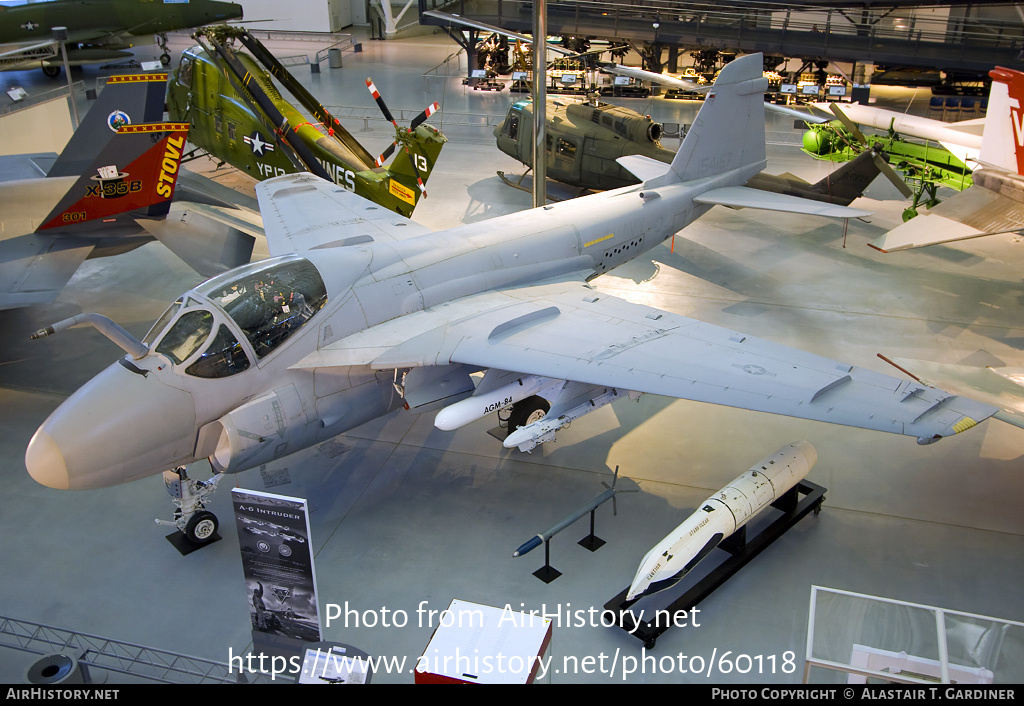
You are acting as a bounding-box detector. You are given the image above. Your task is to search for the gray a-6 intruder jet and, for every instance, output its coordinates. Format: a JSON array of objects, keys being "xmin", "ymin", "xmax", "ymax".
[{"xmin": 25, "ymin": 55, "xmax": 997, "ymax": 544}]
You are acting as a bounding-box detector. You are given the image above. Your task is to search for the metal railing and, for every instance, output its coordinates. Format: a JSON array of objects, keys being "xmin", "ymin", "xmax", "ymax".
[
  {"xmin": 0, "ymin": 614, "xmax": 272, "ymax": 684},
  {"xmin": 326, "ymin": 104, "xmax": 507, "ymax": 130},
  {"xmin": 2, "ymin": 80, "xmax": 85, "ymax": 117},
  {"xmin": 324, "ymin": 104, "xmax": 804, "ymax": 145},
  {"xmin": 420, "ymin": 0, "xmax": 1024, "ymax": 58}
]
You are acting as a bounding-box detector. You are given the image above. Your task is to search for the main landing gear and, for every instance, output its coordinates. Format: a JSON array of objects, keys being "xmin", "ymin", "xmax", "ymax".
[
  {"xmin": 155, "ymin": 466, "xmax": 224, "ymax": 547},
  {"xmin": 156, "ymin": 33, "xmax": 172, "ymax": 66},
  {"xmin": 506, "ymin": 395, "xmax": 551, "ymax": 432}
]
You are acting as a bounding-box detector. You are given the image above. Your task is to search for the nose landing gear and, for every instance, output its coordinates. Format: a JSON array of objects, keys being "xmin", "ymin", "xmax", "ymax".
[{"xmin": 156, "ymin": 466, "xmax": 224, "ymax": 551}]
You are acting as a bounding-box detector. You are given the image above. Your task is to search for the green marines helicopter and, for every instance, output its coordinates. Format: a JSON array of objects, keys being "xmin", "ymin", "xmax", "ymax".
[{"xmin": 167, "ymin": 26, "xmax": 446, "ymax": 218}]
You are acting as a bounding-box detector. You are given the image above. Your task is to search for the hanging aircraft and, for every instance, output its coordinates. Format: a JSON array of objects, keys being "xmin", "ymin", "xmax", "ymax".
[
  {"xmin": 0, "ymin": 71, "xmax": 257, "ymax": 310},
  {"xmin": 866, "ymin": 67, "xmax": 1024, "ymax": 253},
  {"xmin": 0, "ymin": 0, "xmax": 243, "ymax": 76},
  {"xmin": 807, "ymin": 99, "xmax": 984, "ymax": 169},
  {"xmin": 801, "ymin": 103, "xmax": 971, "ymax": 221},
  {"xmin": 24, "ymin": 55, "xmax": 996, "ymax": 545},
  {"xmin": 166, "ymin": 26, "xmax": 446, "ymax": 219}
]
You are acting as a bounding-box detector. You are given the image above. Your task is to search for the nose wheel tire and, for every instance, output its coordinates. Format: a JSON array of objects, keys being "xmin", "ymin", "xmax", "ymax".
[{"xmin": 184, "ymin": 510, "xmax": 219, "ymax": 544}]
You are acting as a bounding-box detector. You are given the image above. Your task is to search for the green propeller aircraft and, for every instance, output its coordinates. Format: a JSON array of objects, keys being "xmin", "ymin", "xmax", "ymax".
[
  {"xmin": 0, "ymin": 0, "xmax": 243, "ymax": 75},
  {"xmin": 801, "ymin": 104, "xmax": 972, "ymax": 221},
  {"xmin": 166, "ymin": 26, "xmax": 446, "ymax": 218}
]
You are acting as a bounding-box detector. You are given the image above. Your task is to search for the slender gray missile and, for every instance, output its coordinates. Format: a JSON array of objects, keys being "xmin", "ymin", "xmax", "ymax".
[
  {"xmin": 626, "ymin": 441, "xmax": 817, "ymax": 601},
  {"xmin": 514, "ymin": 468, "xmax": 632, "ymax": 557}
]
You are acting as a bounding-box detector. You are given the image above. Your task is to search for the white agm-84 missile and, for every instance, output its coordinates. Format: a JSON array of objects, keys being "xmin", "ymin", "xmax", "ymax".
[
  {"xmin": 433, "ymin": 375, "xmax": 561, "ymax": 432},
  {"xmin": 626, "ymin": 441, "xmax": 818, "ymax": 602}
]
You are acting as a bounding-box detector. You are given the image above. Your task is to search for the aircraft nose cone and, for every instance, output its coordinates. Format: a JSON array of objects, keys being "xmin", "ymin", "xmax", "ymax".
[
  {"xmin": 25, "ymin": 430, "xmax": 69, "ymax": 490},
  {"xmin": 25, "ymin": 361, "xmax": 197, "ymax": 490}
]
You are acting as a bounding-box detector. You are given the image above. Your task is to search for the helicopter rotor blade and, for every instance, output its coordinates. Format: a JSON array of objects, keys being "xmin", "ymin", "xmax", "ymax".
[
  {"xmin": 410, "ymin": 101, "xmax": 440, "ymax": 130},
  {"xmin": 365, "ymin": 77, "xmax": 398, "ymax": 126},
  {"xmin": 374, "ymin": 141, "xmax": 397, "ymax": 168},
  {"xmin": 365, "ymin": 77, "xmax": 437, "ymax": 198}
]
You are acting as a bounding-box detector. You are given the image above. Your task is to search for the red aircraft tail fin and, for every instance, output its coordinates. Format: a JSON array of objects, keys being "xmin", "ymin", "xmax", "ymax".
[{"xmin": 38, "ymin": 123, "xmax": 189, "ymax": 232}]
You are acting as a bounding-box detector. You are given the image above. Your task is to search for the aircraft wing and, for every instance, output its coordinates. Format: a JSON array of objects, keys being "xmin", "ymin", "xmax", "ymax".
[
  {"xmin": 868, "ymin": 185, "xmax": 1024, "ymax": 252},
  {"xmin": 300, "ymin": 280, "xmax": 997, "ymax": 442},
  {"xmin": 0, "ymin": 233, "xmax": 93, "ymax": 310},
  {"xmin": 257, "ymin": 173, "xmax": 434, "ymax": 256},
  {"xmin": 614, "ymin": 158, "xmax": 873, "ymax": 218},
  {"xmin": 886, "ymin": 356, "xmax": 1024, "ymax": 431}
]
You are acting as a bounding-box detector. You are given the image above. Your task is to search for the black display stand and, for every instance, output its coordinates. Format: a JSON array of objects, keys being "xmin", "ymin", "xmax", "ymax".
[
  {"xmin": 604, "ymin": 480, "xmax": 826, "ymax": 650},
  {"xmin": 530, "ymin": 507, "xmax": 608, "ymax": 583},
  {"xmin": 532, "ymin": 540, "xmax": 562, "ymax": 584},
  {"xmin": 164, "ymin": 530, "xmax": 222, "ymax": 556},
  {"xmin": 578, "ymin": 510, "xmax": 607, "ymax": 552}
]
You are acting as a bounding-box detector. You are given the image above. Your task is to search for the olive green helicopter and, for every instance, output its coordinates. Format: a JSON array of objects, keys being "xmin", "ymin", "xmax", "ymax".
[{"xmin": 166, "ymin": 26, "xmax": 446, "ymax": 218}]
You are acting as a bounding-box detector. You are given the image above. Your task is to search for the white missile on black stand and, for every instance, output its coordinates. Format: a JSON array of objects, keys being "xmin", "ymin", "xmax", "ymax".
[{"xmin": 626, "ymin": 441, "xmax": 818, "ymax": 602}]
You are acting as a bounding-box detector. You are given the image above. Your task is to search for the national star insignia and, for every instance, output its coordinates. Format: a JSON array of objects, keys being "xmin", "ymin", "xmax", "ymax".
[{"xmin": 243, "ymin": 131, "xmax": 274, "ymax": 156}]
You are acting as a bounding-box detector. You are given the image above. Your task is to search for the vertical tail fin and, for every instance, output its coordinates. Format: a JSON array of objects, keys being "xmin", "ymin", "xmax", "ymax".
[
  {"xmin": 385, "ymin": 123, "xmax": 447, "ymax": 207},
  {"xmin": 981, "ymin": 67, "xmax": 1024, "ymax": 175},
  {"xmin": 665, "ymin": 53, "xmax": 769, "ymax": 184},
  {"xmin": 38, "ymin": 123, "xmax": 189, "ymax": 232},
  {"xmin": 47, "ymin": 73, "xmax": 168, "ymax": 178}
]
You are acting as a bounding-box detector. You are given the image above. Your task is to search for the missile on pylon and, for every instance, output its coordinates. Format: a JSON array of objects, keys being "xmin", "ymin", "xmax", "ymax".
[
  {"xmin": 433, "ymin": 374, "xmax": 562, "ymax": 432},
  {"xmin": 626, "ymin": 441, "xmax": 818, "ymax": 602}
]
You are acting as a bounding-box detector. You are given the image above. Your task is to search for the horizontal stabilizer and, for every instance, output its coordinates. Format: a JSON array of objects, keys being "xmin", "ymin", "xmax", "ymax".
[
  {"xmin": 944, "ymin": 118, "xmax": 986, "ymax": 136},
  {"xmin": 869, "ymin": 186, "xmax": 1024, "ymax": 252},
  {"xmin": 616, "ymin": 155, "xmax": 672, "ymax": 183},
  {"xmin": 869, "ymin": 213, "xmax": 986, "ymax": 252},
  {"xmin": 136, "ymin": 203, "xmax": 257, "ymax": 277},
  {"xmin": 0, "ymin": 235, "xmax": 93, "ymax": 310},
  {"xmin": 695, "ymin": 186, "xmax": 872, "ymax": 218}
]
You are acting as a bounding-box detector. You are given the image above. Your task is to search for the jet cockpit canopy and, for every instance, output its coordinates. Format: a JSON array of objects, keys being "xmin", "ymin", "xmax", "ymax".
[{"xmin": 144, "ymin": 256, "xmax": 328, "ymax": 377}]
